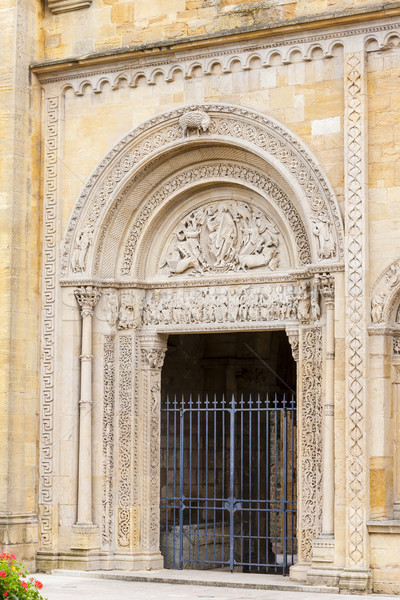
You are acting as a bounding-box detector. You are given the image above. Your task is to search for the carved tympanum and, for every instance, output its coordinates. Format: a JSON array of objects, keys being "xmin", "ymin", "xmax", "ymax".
[{"xmin": 161, "ymin": 201, "xmax": 280, "ymax": 276}]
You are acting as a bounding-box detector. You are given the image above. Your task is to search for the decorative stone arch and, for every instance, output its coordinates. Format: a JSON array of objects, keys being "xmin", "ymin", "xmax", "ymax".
[
  {"xmin": 61, "ymin": 103, "xmax": 344, "ymax": 282},
  {"xmin": 52, "ymin": 104, "xmax": 345, "ymax": 572},
  {"xmin": 369, "ymin": 260, "xmax": 400, "ymax": 522}
]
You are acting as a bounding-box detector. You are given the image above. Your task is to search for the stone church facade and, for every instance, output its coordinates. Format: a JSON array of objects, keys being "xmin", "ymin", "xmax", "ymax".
[{"xmin": 2, "ymin": 0, "xmax": 400, "ymax": 594}]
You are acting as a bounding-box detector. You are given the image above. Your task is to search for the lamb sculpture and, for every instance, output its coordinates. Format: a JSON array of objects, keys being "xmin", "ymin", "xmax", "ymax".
[{"xmin": 179, "ymin": 110, "xmax": 211, "ymax": 137}]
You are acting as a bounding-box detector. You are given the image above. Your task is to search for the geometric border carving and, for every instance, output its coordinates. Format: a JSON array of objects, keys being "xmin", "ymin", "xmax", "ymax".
[{"xmin": 39, "ymin": 96, "xmax": 59, "ymax": 550}]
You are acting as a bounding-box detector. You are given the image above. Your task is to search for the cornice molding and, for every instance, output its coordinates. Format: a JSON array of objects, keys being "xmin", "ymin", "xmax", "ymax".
[
  {"xmin": 33, "ymin": 8, "xmax": 400, "ymax": 76},
  {"xmin": 48, "ymin": 0, "xmax": 92, "ymax": 14}
]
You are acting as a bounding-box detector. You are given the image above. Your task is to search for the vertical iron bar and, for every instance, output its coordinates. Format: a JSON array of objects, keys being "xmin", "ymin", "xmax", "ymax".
[
  {"xmin": 266, "ymin": 393, "xmax": 270, "ymax": 568},
  {"xmin": 189, "ymin": 393, "xmax": 192, "ymax": 565},
  {"xmin": 205, "ymin": 392, "xmax": 209, "ymax": 564},
  {"xmin": 213, "ymin": 393, "xmax": 217, "ymax": 567},
  {"xmin": 257, "ymin": 393, "xmax": 261, "ymax": 570},
  {"xmin": 240, "ymin": 393, "xmax": 244, "ymax": 567},
  {"xmin": 283, "ymin": 394, "xmax": 287, "ymax": 574},
  {"xmin": 179, "ymin": 394, "xmax": 185, "ymax": 569},
  {"xmin": 229, "ymin": 393, "xmax": 235, "ymax": 572},
  {"xmin": 222, "ymin": 393, "xmax": 225, "ymax": 564},
  {"xmin": 274, "ymin": 393, "xmax": 278, "ymax": 571},
  {"xmin": 173, "ymin": 394, "xmax": 177, "ymax": 568},
  {"xmin": 249, "ymin": 393, "xmax": 253, "ymax": 569},
  {"xmin": 197, "ymin": 393, "xmax": 201, "ymax": 564},
  {"xmin": 165, "ymin": 394, "xmax": 170, "ymax": 567}
]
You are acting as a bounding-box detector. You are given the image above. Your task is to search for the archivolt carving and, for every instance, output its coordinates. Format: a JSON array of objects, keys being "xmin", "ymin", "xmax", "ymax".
[
  {"xmin": 161, "ymin": 200, "xmax": 280, "ymax": 277},
  {"xmin": 121, "ymin": 163, "xmax": 311, "ymax": 276},
  {"xmin": 371, "ymin": 259, "xmax": 400, "ymax": 325},
  {"xmin": 62, "ymin": 104, "xmax": 343, "ymax": 278},
  {"xmin": 299, "ymin": 327, "xmax": 323, "ymax": 562}
]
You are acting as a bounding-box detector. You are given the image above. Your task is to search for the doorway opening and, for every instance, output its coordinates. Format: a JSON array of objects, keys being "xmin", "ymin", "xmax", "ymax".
[{"xmin": 160, "ymin": 331, "xmax": 297, "ymax": 574}]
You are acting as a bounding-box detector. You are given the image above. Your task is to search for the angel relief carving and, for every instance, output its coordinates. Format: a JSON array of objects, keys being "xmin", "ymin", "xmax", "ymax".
[{"xmin": 160, "ymin": 201, "xmax": 280, "ymax": 277}]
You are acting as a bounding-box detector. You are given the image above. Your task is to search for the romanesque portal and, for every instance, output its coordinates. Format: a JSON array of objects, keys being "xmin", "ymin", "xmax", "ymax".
[{"xmin": 39, "ymin": 105, "xmax": 341, "ymax": 577}]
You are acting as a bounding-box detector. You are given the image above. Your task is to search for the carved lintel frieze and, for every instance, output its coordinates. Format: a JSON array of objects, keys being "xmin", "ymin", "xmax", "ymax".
[
  {"xmin": 393, "ymin": 337, "xmax": 400, "ymax": 356},
  {"xmin": 286, "ymin": 327, "xmax": 299, "ymax": 362},
  {"xmin": 48, "ymin": 0, "xmax": 92, "ymax": 14},
  {"xmin": 74, "ymin": 286, "xmax": 101, "ymax": 318}
]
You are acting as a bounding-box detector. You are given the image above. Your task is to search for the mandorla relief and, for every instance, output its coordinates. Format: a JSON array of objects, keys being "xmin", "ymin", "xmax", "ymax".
[{"xmin": 160, "ymin": 201, "xmax": 280, "ymax": 277}]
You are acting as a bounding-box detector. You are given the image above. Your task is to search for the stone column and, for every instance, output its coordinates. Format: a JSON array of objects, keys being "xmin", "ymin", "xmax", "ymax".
[
  {"xmin": 307, "ymin": 275, "xmax": 337, "ymax": 586},
  {"xmin": 318, "ymin": 274, "xmax": 335, "ymax": 538},
  {"xmin": 72, "ymin": 285, "xmax": 101, "ymax": 550},
  {"xmin": 138, "ymin": 331, "xmax": 168, "ymax": 569},
  {"xmin": 393, "ymin": 349, "xmax": 400, "ymax": 518}
]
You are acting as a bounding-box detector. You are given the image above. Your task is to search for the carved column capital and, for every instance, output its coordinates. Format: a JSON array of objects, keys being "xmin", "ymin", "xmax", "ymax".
[
  {"xmin": 286, "ymin": 326, "xmax": 299, "ymax": 362},
  {"xmin": 316, "ymin": 273, "xmax": 335, "ymax": 304},
  {"xmin": 139, "ymin": 333, "xmax": 168, "ymax": 369},
  {"xmin": 74, "ymin": 286, "xmax": 102, "ymax": 318}
]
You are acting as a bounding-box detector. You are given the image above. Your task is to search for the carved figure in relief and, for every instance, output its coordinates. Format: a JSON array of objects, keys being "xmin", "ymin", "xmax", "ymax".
[
  {"xmin": 312, "ymin": 214, "xmax": 336, "ymax": 260},
  {"xmin": 71, "ymin": 223, "xmax": 94, "ymax": 272},
  {"xmin": 141, "ymin": 282, "xmax": 312, "ymax": 327},
  {"xmin": 297, "ymin": 282, "xmax": 311, "ymax": 322},
  {"xmin": 311, "ymin": 285, "xmax": 321, "ymax": 321},
  {"xmin": 105, "ymin": 290, "xmax": 119, "ymax": 327},
  {"xmin": 386, "ymin": 263, "xmax": 400, "ymax": 289},
  {"xmin": 118, "ymin": 291, "xmax": 136, "ymax": 329},
  {"xmin": 179, "ymin": 110, "xmax": 211, "ymax": 137},
  {"xmin": 161, "ymin": 201, "xmax": 280, "ymax": 277},
  {"xmin": 371, "ymin": 290, "xmax": 386, "ymax": 324}
]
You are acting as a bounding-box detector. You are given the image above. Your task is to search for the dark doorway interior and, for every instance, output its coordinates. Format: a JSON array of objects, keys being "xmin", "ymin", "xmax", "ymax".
[{"xmin": 160, "ymin": 331, "xmax": 297, "ymax": 574}]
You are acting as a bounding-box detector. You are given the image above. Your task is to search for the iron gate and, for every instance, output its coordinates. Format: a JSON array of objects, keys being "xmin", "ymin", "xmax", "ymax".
[{"xmin": 160, "ymin": 392, "xmax": 297, "ymax": 574}]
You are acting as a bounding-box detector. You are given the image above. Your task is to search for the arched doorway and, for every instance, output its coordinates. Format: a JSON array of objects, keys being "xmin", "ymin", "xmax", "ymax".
[
  {"xmin": 160, "ymin": 331, "xmax": 297, "ymax": 574},
  {"xmin": 39, "ymin": 104, "xmax": 343, "ymax": 574}
]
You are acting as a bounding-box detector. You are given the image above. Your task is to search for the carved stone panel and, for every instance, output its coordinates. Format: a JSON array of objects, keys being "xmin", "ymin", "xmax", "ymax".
[
  {"xmin": 141, "ymin": 282, "xmax": 313, "ymax": 330},
  {"xmin": 298, "ymin": 326, "xmax": 323, "ymax": 562},
  {"xmin": 160, "ymin": 201, "xmax": 280, "ymax": 276}
]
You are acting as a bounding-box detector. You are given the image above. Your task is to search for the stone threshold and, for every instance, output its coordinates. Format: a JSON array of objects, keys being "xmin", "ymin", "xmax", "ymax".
[{"xmin": 52, "ymin": 569, "xmax": 339, "ymax": 594}]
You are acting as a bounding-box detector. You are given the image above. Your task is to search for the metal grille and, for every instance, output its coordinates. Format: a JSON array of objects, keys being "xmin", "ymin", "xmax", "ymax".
[{"xmin": 160, "ymin": 392, "xmax": 297, "ymax": 574}]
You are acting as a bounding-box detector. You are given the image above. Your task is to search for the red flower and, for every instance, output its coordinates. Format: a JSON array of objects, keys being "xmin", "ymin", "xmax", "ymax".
[
  {"xmin": 0, "ymin": 570, "xmax": 6, "ymax": 578},
  {"xmin": 34, "ymin": 579, "xmax": 43, "ymax": 589},
  {"xmin": 4, "ymin": 591, "xmax": 8, "ymax": 597},
  {"xmin": 9, "ymin": 553, "xmax": 16, "ymax": 561},
  {"xmin": 20, "ymin": 580, "xmax": 28, "ymax": 590}
]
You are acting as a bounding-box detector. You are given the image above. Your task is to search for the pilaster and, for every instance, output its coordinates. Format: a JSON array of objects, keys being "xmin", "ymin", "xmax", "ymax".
[
  {"xmin": 135, "ymin": 332, "xmax": 168, "ymax": 570},
  {"xmin": 339, "ymin": 37, "xmax": 372, "ymax": 594}
]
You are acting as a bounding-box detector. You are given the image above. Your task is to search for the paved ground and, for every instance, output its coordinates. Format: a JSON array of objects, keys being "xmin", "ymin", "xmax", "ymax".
[{"xmin": 37, "ymin": 573, "xmax": 399, "ymax": 600}]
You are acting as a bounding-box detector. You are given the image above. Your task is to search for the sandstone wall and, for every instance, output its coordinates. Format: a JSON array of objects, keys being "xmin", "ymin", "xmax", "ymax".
[{"xmin": 42, "ymin": 0, "xmax": 400, "ymax": 60}]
